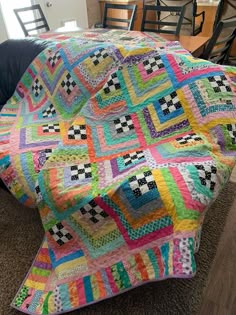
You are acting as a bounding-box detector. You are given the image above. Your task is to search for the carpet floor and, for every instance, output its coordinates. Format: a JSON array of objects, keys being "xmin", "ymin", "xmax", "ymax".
[{"xmin": 0, "ymin": 182, "xmax": 235, "ymax": 315}]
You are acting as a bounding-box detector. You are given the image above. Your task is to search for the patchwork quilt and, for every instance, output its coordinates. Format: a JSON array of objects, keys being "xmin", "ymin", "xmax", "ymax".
[{"xmin": 0, "ymin": 30, "xmax": 236, "ymax": 315}]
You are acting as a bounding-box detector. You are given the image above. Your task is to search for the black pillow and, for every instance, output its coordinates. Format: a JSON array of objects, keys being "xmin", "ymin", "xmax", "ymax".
[{"xmin": 0, "ymin": 38, "xmax": 49, "ymax": 109}]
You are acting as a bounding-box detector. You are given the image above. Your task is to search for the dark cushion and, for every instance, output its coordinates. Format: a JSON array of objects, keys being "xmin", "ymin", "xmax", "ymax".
[{"xmin": 0, "ymin": 39, "xmax": 49, "ymax": 109}]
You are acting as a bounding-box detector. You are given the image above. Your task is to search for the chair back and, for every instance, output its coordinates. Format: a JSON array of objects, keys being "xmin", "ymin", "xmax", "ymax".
[
  {"xmin": 213, "ymin": 0, "xmax": 236, "ymax": 60},
  {"xmin": 201, "ymin": 18, "xmax": 236, "ymax": 64},
  {"xmin": 213, "ymin": 0, "xmax": 236, "ymax": 31},
  {"xmin": 156, "ymin": 0, "xmax": 205, "ymax": 35},
  {"xmin": 141, "ymin": 4, "xmax": 185, "ymax": 36},
  {"xmin": 14, "ymin": 4, "xmax": 50, "ymax": 37},
  {"xmin": 102, "ymin": 3, "xmax": 137, "ymax": 31}
]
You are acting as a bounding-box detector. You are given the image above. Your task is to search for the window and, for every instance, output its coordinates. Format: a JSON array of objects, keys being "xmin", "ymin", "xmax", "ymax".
[{"xmin": 1, "ymin": 0, "xmax": 33, "ymax": 38}]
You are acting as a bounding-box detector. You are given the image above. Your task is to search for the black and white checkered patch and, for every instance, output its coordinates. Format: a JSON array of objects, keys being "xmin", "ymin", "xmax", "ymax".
[
  {"xmin": 68, "ymin": 125, "xmax": 87, "ymax": 140},
  {"xmin": 49, "ymin": 223, "xmax": 72, "ymax": 246},
  {"xmin": 159, "ymin": 91, "xmax": 182, "ymax": 115},
  {"xmin": 226, "ymin": 124, "xmax": 236, "ymax": 144},
  {"xmin": 44, "ymin": 148, "xmax": 53, "ymax": 159},
  {"xmin": 123, "ymin": 151, "xmax": 144, "ymax": 166},
  {"xmin": 42, "ymin": 123, "xmax": 60, "ymax": 133},
  {"xmin": 32, "ymin": 78, "xmax": 43, "ymax": 97},
  {"xmin": 48, "ymin": 51, "xmax": 61, "ymax": 67},
  {"xmin": 179, "ymin": 238, "xmax": 193, "ymax": 275},
  {"xmin": 103, "ymin": 73, "xmax": 121, "ymax": 94},
  {"xmin": 70, "ymin": 163, "xmax": 92, "ymax": 181},
  {"xmin": 208, "ymin": 75, "xmax": 232, "ymax": 93},
  {"xmin": 61, "ymin": 73, "xmax": 77, "ymax": 95},
  {"xmin": 42, "ymin": 104, "xmax": 56, "ymax": 118},
  {"xmin": 114, "ymin": 115, "xmax": 134, "ymax": 134},
  {"xmin": 35, "ymin": 182, "xmax": 42, "ymax": 202},
  {"xmin": 129, "ymin": 170, "xmax": 157, "ymax": 197},
  {"xmin": 90, "ymin": 48, "xmax": 109, "ymax": 66},
  {"xmin": 195, "ymin": 165, "xmax": 217, "ymax": 191},
  {"xmin": 80, "ymin": 200, "xmax": 109, "ymax": 224},
  {"xmin": 176, "ymin": 133, "xmax": 202, "ymax": 145},
  {"xmin": 143, "ymin": 55, "xmax": 164, "ymax": 75}
]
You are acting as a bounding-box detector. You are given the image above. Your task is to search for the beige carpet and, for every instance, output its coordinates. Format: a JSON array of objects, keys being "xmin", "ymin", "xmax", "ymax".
[{"xmin": 0, "ymin": 182, "xmax": 235, "ymax": 315}]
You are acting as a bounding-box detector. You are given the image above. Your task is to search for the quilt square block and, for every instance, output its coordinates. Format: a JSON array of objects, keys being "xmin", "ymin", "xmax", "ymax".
[
  {"xmin": 123, "ymin": 151, "xmax": 144, "ymax": 166},
  {"xmin": 103, "ymin": 175, "xmax": 173, "ymax": 250},
  {"xmin": 103, "ymin": 73, "xmax": 121, "ymax": 94},
  {"xmin": 79, "ymin": 200, "xmax": 109, "ymax": 224},
  {"xmin": 226, "ymin": 124, "xmax": 236, "ymax": 144},
  {"xmin": 195, "ymin": 165, "xmax": 217, "ymax": 191},
  {"xmin": 208, "ymin": 75, "xmax": 232, "ymax": 93},
  {"xmin": 129, "ymin": 171, "xmax": 157, "ymax": 197},
  {"xmin": 61, "ymin": 73, "xmax": 77, "ymax": 95},
  {"xmin": 70, "ymin": 163, "xmax": 92, "ymax": 181},
  {"xmin": 113, "ymin": 115, "xmax": 134, "ymax": 134},
  {"xmin": 42, "ymin": 123, "xmax": 60, "ymax": 133},
  {"xmin": 68, "ymin": 125, "xmax": 87, "ymax": 140},
  {"xmin": 159, "ymin": 91, "xmax": 182, "ymax": 116},
  {"xmin": 49, "ymin": 222, "xmax": 73, "ymax": 246},
  {"xmin": 89, "ymin": 113, "xmax": 140, "ymax": 158},
  {"xmin": 48, "ymin": 51, "xmax": 61, "ymax": 68},
  {"xmin": 32, "ymin": 78, "xmax": 43, "ymax": 97},
  {"xmin": 175, "ymin": 133, "xmax": 202, "ymax": 145},
  {"xmin": 42, "ymin": 104, "xmax": 57, "ymax": 118},
  {"xmin": 90, "ymin": 48, "xmax": 109, "ymax": 66},
  {"xmin": 143, "ymin": 55, "xmax": 164, "ymax": 75}
]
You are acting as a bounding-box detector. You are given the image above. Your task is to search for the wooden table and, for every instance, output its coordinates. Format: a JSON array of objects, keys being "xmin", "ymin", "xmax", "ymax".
[{"xmin": 160, "ymin": 34, "xmax": 210, "ymax": 58}]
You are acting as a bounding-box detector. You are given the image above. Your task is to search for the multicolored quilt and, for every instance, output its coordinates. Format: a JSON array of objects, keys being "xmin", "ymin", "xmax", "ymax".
[{"xmin": 1, "ymin": 30, "xmax": 236, "ymax": 315}]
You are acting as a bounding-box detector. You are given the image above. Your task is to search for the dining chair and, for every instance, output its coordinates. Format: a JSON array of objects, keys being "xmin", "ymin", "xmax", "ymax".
[
  {"xmin": 141, "ymin": 4, "xmax": 186, "ymax": 36},
  {"xmin": 212, "ymin": 0, "xmax": 236, "ymax": 64},
  {"xmin": 14, "ymin": 4, "xmax": 50, "ymax": 37},
  {"xmin": 156, "ymin": 0, "xmax": 205, "ymax": 36},
  {"xmin": 201, "ymin": 18, "xmax": 236, "ymax": 65},
  {"xmin": 102, "ymin": 3, "xmax": 137, "ymax": 31},
  {"xmin": 213, "ymin": 0, "xmax": 236, "ymax": 32}
]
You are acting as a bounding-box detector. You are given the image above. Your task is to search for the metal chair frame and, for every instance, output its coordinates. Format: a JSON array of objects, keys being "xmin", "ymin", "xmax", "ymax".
[
  {"xmin": 14, "ymin": 4, "xmax": 50, "ymax": 37},
  {"xmin": 201, "ymin": 18, "xmax": 236, "ymax": 64},
  {"xmin": 102, "ymin": 3, "xmax": 137, "ymax": 31},
  {"xmin": 141, "ymin": 4, "xmax": 186, "ymax": 36},
  {"xmin": 213, "ymin": 0, "xmax": 236, "ymax": 31},
  {"xmin": 156, "ymin": 0, "xmax": 205, "ymax": 36}
]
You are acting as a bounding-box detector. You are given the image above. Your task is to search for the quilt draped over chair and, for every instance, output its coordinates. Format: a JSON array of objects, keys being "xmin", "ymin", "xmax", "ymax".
[{"xmin": 0, "ymin": 30, "xmax": 236, "ymax": 315}]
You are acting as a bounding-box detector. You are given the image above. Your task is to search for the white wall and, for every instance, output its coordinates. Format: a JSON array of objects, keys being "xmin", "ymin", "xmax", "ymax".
[
  {"xmin": 0, "ymin": 4, "xmax": 8, "ymax": 42},
  {"xmin": 0, "ymin": 0, "xmax": 101, "ymax": 42},
  {"xmin": 36, "ymin": 0, "xmax": 89, "ymax": 29}
]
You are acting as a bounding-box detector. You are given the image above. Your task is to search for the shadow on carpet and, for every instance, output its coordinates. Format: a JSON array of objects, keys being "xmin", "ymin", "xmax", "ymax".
[{"xmin": 0, "ymin": 182, "xmax": 235, "ymax": 315}]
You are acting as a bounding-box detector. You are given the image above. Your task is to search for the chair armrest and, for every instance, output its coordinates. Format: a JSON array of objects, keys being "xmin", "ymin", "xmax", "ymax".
[
  {"xmin": 194, "ymin": 11, "xmax": 205, "ymax": 19},
  {"xmin": 194, "ymin": 10, "xmax": 205, "ymax": 34}
]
